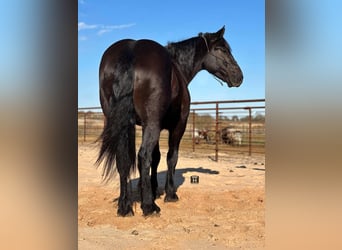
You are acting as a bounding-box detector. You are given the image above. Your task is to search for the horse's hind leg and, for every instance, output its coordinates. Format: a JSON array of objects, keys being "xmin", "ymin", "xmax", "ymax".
[
  {"xmin": 117, "ymin": 173, "xmax": 133, "ymax": 216},
  {"xmin": 137, "ymin": 139, "xmax": 160, "ymax": 200},
  {"xmin": 138, "ymin": 126, "xmax": 161, "ymax": 216},
  {"xmin": 116, "ymin": 144, "xmax": 134, "ymax": 216}
]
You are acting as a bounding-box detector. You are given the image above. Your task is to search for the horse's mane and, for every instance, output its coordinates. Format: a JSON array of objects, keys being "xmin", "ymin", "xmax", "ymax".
[
  {"xmin": 166, "ymin": 35, "xmax": 198, "ymax": 50},
  {"xmin": 165, "ymin": 32, "xmax": 209, "ymax": 57},
  {"xmin": 166, "ymin": 35, "xmax": 206, "ymax": 78},
  {"xmin": 166, "ymin": 37, "xmax": 199, "ymax": 61}
]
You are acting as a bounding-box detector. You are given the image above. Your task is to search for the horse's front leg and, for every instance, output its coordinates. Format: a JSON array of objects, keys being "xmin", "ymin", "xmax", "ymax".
[
  {"xmin": 164, "ymin": 123, "xmax": 186, "ymax": 202},
  {"xmin": 151, "ymin": 142, "xmax": 161, "ymax": 199},
  {"xmin": 164, "ymin": 146, "xmax": 179, "ymax": 202}
]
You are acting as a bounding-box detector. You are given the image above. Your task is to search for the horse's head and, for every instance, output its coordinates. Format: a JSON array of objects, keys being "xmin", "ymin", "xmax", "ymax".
[{"xmin": 200, "ymin": 26, "xmax": 243, "ymax": 87}]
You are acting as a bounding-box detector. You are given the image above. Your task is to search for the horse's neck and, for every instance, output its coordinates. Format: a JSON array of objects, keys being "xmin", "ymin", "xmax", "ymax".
[
  {"xmin": 181, "ymin": 58, "xmax": 203, "ymax": 85},
  {"xmin": 171, "ymin": 61, "xmax": 188, "ymax": 87},
  {"xmin": 173, "ymin": 61, "xmax": 198, "ymax": 85}
]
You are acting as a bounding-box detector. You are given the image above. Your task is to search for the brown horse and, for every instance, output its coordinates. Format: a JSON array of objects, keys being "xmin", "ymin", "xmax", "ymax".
[{"xmin": 96, "ymin": 26, "xmax": 243, "ymax": 216}]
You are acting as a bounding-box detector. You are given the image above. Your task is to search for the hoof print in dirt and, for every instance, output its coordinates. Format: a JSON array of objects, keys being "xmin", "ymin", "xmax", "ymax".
[
  {"xmin": 236, "ymin": 165, "xmax": 247, "ymax": 169},
  {"xmin": 131, "ymin": 230, "xmax": 139, "ymax": 235}
]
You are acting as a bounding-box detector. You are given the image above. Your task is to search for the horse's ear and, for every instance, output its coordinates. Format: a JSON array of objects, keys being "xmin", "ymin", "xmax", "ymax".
[
  {"xmin": 216, "ymin": 26, "xmax": 225, "ymax": 38},
  {"xmin": 208, "ymin": 26, "xmax": 225, "ymax": 43}
]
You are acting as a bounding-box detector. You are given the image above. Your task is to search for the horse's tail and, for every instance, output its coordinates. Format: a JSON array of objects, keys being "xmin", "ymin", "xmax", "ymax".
[{"xmin": 96, "ymin": 67, "xmax": 136, "ymax": 183}]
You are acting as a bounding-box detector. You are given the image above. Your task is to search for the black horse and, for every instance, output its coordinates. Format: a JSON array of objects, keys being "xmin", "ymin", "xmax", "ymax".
[{"xmin": 96, "ymin": 26, "xmax": 243, "ymax": 217}]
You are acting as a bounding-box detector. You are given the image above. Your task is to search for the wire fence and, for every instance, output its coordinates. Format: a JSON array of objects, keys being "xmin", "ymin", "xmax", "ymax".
[{"xmin": 78, "ymin": 99, "xmax": 265, "ymax": 160}]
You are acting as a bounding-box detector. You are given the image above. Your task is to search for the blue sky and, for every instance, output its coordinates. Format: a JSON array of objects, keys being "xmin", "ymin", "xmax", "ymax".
[{"xmin": 78, "ymin": 0, "xmax": 265, "ymax": 107}]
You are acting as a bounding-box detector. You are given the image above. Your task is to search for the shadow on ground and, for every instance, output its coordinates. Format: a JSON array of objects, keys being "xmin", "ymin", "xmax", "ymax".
[{"xmin": 113, "ymin": 167, "xmax": 219, "ymax": 203}]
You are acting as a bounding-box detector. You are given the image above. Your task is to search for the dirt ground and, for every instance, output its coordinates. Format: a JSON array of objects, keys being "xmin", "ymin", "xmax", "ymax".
[{"xmin": 78, "ymin": 143, "xmax": 265, "ymax": 249}]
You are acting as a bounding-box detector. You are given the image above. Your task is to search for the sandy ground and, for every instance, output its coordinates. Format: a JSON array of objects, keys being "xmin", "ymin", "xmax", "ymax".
[{"xmin": 78, "ymin": 143, "xmax": 265, "ymax": 249}]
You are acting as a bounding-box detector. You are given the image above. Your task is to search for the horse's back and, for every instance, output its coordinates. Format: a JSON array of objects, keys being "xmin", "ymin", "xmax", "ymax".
[
  {"xmin": 100, "ymin": 39, "xmax": 170, "ymax": 71},
  {"xmin": 132, "ymin": 40, "xmax": 173, "ymax": 125},
  {"xmin": 133, "ymin": 39, "xmax": 172, "ymax": 69}
]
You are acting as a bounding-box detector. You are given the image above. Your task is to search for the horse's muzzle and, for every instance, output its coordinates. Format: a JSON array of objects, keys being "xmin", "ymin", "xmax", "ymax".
[{"xmin": 227, "ymin": 74, "xmax": 243, "ymax": 87}]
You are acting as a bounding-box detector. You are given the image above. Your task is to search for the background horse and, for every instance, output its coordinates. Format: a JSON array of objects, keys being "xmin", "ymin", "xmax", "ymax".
[
  {"xmin": 96, "ymin": 26, "xmax": 243, "ymax": 216},
  {"xmin": 221, "ymin": 126, "xmax": 243, "ymax": 146},
  {"xmin": 193, "ymin": 128, "xmax": 211, "ymax": 144}
]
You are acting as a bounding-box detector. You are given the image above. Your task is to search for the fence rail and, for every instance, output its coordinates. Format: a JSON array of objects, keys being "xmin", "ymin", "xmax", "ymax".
[{"xmin": 78, "ymin": 99, "xmax": 265, "ymax": 160}]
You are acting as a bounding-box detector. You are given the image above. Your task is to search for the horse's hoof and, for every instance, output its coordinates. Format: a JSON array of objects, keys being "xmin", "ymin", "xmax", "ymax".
[
  {"xmin": 143, "ymin": 211, "xmax": 161, "ymax": 218},
  {"xmin": 117, "ymin": 207, "xmax": 134, "ymax": 217},
  {"xmin": 164, "ymin": 193, "xmax": 179, "ymax": 202},
  {"xmin": 141, "ymin": 203, "xmax": 160, "ymax": 216},
  {"xmin": 153, "ymin": 188, "xmax": 164, "ymax": 200}
]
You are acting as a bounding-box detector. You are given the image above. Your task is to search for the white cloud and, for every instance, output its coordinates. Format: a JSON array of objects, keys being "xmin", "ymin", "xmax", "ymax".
[
  {"xmin": 97, "ymin": 29, "xmax": 110, "ymax": 36},
  {"xmin": 78, "ymin": 21, "xmax": 136, "ymax": 35},
  {"xmin": 78, "ymin": 22, "xmax": 98, "ymax": 31},
  {"xmin": 104, "ymin": 23, "xmax": 136, "ymax": 30},
  {"xmin": 78, "ymin": 35, "xmax": 87, "ymax": 41},
  {"xmin": 97, "ymin": 23, "xmax": 136, "ymax": 35}
]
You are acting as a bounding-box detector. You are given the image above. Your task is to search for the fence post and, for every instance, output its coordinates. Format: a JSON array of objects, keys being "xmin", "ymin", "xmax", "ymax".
[
  {"xmin": 215, "ymin": 102, "xmax": 219, "ymax": 161},
  {"xmin": 83, "ymin": 112, "xmax": 87, "ymax": 142},
  {"xmin": 247, "ymin": 107, "xmax": 252, "ymax": 156},
  {"xmin": 192, "ymin": 110, "xmax": 196, "ymax": 152}
]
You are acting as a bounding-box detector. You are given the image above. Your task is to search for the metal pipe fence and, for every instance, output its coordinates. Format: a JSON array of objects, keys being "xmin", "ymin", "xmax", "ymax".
[{"xmin": 78, "ymin": 99, "xmax": 265, "ymax": 160}]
